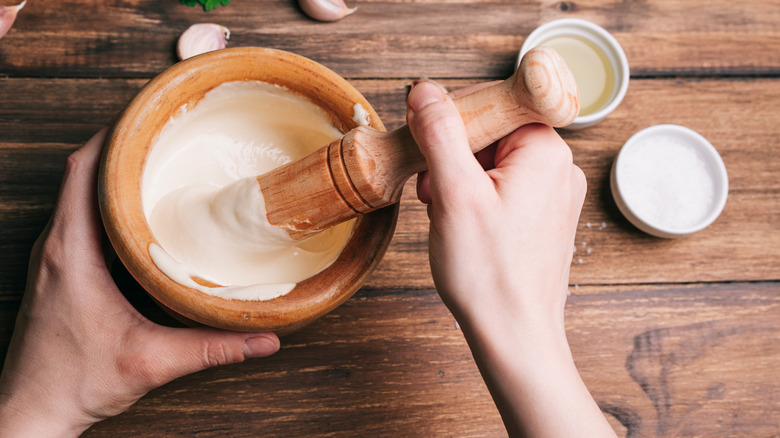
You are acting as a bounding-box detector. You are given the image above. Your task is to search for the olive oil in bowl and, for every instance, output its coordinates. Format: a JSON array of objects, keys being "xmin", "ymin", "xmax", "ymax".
[
  {"xmin": 539, "ymin": 35, "xmax": 615, "ymax": 117},
  {"xmin": 519, "ymin": 18, "xmax": 629, "ymax": 129}
]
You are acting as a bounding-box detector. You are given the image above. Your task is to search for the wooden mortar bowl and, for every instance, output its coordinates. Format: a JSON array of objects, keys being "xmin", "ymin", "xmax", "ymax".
[{"xmin": 99, "ymin": 47, "xmax": 398, "ymax": 334}]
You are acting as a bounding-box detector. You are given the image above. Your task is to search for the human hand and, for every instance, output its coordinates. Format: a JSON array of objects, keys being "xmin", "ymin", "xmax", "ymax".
[
  {"xmin": 407, "ymin": 81, "xmax": 615, "ymax": 437},
  {"xmin": 0, "ymin": 128, "xmax": 280, "ymax": 437},
  {"xmin": 408, "ymin": 81, "xmax": 585, "ymax": 336}
]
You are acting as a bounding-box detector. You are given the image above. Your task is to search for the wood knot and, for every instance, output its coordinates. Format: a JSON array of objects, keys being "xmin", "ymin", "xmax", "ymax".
[{"xmin": 557, "ymin": 1, "xmax": 576, "ymax": 12}]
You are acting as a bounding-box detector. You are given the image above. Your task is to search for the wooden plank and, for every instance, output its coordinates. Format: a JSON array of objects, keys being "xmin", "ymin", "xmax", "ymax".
[
  {"xmin": 6, "ymin": 281, "xmax": 752, "ymax": 436},
  {"xmin": 562, "ymin": 77, "xmax": 780, "ymax": 286},
  {"xmin": 364, "ymin": 77, "xmax": 780, "ymax": 288},
  {"xmin": 0, "ymin": 78, "xmax": 139, "ymax": 143},
  {"xmin": 1, "ymin": 1, "xmax": 778, "ymax": 79},
  {"xmin": 1, "ymin": 2, "xmax": 777, "ymax": 437},
  {"xmin": 1, "ymin": 279, "xmax": 776, "ymax": 435},
  {"xmin": 1, "ymin": 233, "xmax": 778, "ymax": 436},
  {"xmin": 569, "ymin": 282, "xmax": 780, "ymax": 437},
  {"xmin": 1, "ymin": 77, "xmax": 778, "ymax": 301},
  {"xmin": 0, "ymin": 78, "xmax": 141, "ymax": 298}
]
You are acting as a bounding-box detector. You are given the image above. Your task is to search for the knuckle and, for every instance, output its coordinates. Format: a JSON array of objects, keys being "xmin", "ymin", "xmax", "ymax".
[
  {"xmin": 36, "ymin": 236, "xmax": 67, "ymax": 273},
  {"xmin": 202, "ymin": 340, "xmax": 244, "ymax": 368},
  {"xmin": 65, "ymin": 149, "xmax": 87, "ymax": 176},
  {"xmin": 571, "ymin": 165, "xmax": 588, "ymax": 202},
  {"xmin": 34, "ymin": 217, "xmax": 88, "ymax": 276},
  {"xmin": 117, "ymin": 350, "xmax": 168, "ymax": 388},
  {"xmin": 547, "ymin": 139, "xmax": 574, "ymax": 165},
  {"xmin": 63, "ymin": 145, "xmax": 99, "ymax": 183},
  {"xmin": 572, "ymin": 164, "xmax": 587, "ymax": 188},
  {"xmin": 414, "ymin": 104, "xmax": 465, "ymax": 150},
  {"xmin": 502, "ymin": 124, "xmax": 573, "ymax": 167}
]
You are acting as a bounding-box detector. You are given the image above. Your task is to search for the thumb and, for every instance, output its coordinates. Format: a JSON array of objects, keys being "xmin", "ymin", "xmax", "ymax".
[
  {"xmin": 144, "ymin": 327, "xmax": 280, "ymax": 384},
  {"xmin": 407, "ymin": 81, "xmax": 487, "ymax": 204}
]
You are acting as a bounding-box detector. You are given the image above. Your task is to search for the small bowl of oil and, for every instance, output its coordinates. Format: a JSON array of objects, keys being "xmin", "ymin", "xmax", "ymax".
[{"xmin": 518, "ymin": 18, "xmax": 629, "ymax": 129}]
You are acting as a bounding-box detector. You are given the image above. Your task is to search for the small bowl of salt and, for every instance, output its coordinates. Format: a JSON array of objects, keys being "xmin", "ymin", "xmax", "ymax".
[{"xmin": 610, "ymin": 124, "xmax": 728, "ymax": 238}]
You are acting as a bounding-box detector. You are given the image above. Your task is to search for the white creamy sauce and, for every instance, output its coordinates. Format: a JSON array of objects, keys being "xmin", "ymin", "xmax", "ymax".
[
  {"xmin": 143, "ymin": 81, "xmax": 354, "ymax": 301},
  {"xmin": 352, "ymin": 102, "xmax": 371, "ymax": 126}
]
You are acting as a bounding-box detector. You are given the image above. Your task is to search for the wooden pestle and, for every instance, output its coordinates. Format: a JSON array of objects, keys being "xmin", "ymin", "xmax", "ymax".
[{"xmin": 257, "ymin": 47, "xmax": 579, "ymax": 240}]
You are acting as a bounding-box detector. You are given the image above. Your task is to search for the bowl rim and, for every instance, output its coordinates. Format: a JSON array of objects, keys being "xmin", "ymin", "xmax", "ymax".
[
  {"xmin": 518, "ymin": 18, "xmax": 630, "ymax": 130},
  {"xmin": 99, "ymin": 47, "xmax": 398, "ymax": 332},
  {"xmin": 611, "ymin": 124, "xmax": 729, "ymax": 238}
]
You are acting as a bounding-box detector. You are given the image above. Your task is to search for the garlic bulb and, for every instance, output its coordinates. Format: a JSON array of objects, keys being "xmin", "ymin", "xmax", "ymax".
[
  {"xmin": 177, "ymin": 23, "xmax": 230, "ymax": 61},
  {"xmin": 298, "ymin": 0, "xmax": 356, "ymax": 22},
  {"xmin": 0, "ymin": 0, "xmax": 26, "ymax": 40}
]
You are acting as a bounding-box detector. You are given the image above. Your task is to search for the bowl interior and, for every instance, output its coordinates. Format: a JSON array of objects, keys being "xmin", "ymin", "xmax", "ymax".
[
  {"xmin": 611, "ymin": 124, "xmax": 728, "ymax": 238},
  {"xmin": 519, "ymin": 18, "xmax": 630, "ymax": 129},
  {"xmin": 99, "ymin": 47, "xmax": 398, "ymax": 333}
]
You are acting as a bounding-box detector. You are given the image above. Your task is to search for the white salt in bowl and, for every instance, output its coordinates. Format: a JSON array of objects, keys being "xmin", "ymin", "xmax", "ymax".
[{"xmin": 610, "ymin": 124, "xmax": 728, "ymax": 238}]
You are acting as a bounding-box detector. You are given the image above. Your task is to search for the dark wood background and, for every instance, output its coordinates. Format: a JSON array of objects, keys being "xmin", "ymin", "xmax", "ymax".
[{"xmin": 1, "ymin": 1, "xmax": 779, "ymax": 436}]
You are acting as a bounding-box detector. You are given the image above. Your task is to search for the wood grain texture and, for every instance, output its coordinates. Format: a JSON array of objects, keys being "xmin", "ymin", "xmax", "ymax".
[
  {"xmin": 1, "ymin": 77, "xmax": 778, "ymax": 302},
  {"xmin": 4, "ymin": 280, "xmax": 776, "ymax": 436},
  {"xmin": 363, "ymin": 77, "xmax": 780, "ymax": 288},
  {"xmin": 1, "ymin": 1, "xmax": 778, "ymax": 79},
  {"xmin": 8, "ymin": 281, "xmax": 752, "ymax": 436},
  {"xmin": 0, "ymin": 79, "xmax": 138, "ymax": 298},
  {"xmin": 263, "ymin": 47, "xmax": 578, "ymax": 237},
  {"xmin": 1, "ymin": 2, "xmax": 779, "ymax": 434}
]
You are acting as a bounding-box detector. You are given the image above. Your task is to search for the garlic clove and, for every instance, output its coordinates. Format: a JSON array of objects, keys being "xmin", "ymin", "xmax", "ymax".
[
  {"xmin": 177, "ymin": 23, "xmax": 231, "ymax": 61},
  {"xmin": 0, "ymin": 0, "xmax": 27, "ymax": 40},
  {"xmin": 298, "ymin": 0, "xmax": 356, "ymax": 22}
]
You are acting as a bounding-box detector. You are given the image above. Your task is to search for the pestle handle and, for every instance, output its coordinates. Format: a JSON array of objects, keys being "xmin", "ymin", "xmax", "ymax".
[{"xmin": 258, "ymin": 47, "xmax": 579, "ymax": 240}]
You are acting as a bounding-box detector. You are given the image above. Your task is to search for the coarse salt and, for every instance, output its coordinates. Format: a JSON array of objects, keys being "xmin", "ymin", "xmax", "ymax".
[{"xmin": 618, "ymin": 136, "xmax": 715, "ymax": 230}]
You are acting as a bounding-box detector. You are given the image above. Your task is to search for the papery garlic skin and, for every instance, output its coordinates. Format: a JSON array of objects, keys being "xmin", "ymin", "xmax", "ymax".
[
  {"xmin": 299, "ymin": 0, "xmax": 356, "ymax": 22},
  {"xmin": 177, "ymin": 23, "xmax": 230, "ymax": 61},
  {"xmin": 0, "ymin": 0, "xmax": 27, "ymax": 40}
]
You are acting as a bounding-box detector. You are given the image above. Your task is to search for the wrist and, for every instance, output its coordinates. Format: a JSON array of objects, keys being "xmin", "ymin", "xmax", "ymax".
[
  {"xmin": 0, "ymin": 390, "xmax": 91, "ymax": 438},
  {"xmin": 451, "ymin": 288, "xmax": 568, "ymax": 359},
  {"xmin": 458, "ymin": 306, "xmax": 572, "ymax": 373},
  {"xmin": 454, "ymin": 301, "xmax": 616, "ymax": 437}
]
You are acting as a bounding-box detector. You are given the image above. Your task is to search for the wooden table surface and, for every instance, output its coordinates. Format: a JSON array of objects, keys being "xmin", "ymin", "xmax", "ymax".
[{"xmin": 2, "ymin": 1, "xmax": 779, "ymax": 436}]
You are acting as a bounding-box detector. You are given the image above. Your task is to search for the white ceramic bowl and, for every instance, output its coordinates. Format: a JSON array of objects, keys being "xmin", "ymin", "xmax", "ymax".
[
  {"xmin": 518, "ymin": 18, "xmax": 629, "ymax": 129},
  {"xmin": 611, "ymin": 124, "xmax": 728, "ymax": 238}
]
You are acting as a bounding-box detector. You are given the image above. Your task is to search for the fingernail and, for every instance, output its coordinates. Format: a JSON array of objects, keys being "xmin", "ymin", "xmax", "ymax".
[
  {"xmin": 429, "ymin": 80, "xmax": 449, "ymax": 94},
  {"xmin": 408, "ymin": 81, "xmax": 446, "ymax": 112},
  {"xmin": 243, "ymin": 334, "xmax": 280, "ymax": 358},
  {"xmin": 410, "ymin": 77, "xmax": 448, "ymax": 93}
]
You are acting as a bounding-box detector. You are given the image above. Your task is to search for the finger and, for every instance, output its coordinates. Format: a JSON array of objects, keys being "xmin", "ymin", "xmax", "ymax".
[
  {"xmin": 144, "ymin": 327, "xmax": 280, "ymax": 385},
  {"xmin": 416, "ymin": 171, "xmax": 432, "ymax": 204},
  {"xmin": 493, "ymin": 123, "xmax": 572, "ymax": 171},
  {"xmin": 411, "ymin": 78, "xmax": 448, "ymax": 93},
  {"xmin": 406, "ymin": 81, "xmax": 488, "ymax": 204},
  {"xmin": 570, "ymin": 164, "xmax": 588, "ymax": 212},
  {"xmin": 57, "ymin": 128, "xmax": 108, "ymax": 220},
  {"xmin": 417, "ymin": 143, "xmax": 495, "ymax": 206},
  {"xmin": 47, "ymin": 128, "xmax": 110, "ymax": 265}
]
